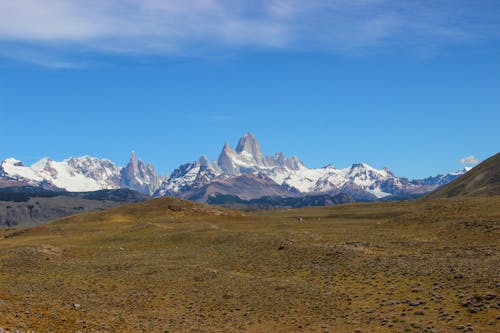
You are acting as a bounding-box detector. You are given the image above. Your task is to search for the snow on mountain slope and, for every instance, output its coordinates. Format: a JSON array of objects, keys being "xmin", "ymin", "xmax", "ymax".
[
  {"xmin": 160, "ymin": 132, "xmax": 470, "ymax": 200},
  {"xmin": 266, "ymin": 163, "xmax": 396, "ymax": 198},
  {"xmin": 216, "ymin": 134, "xmax": 473, "ymax": 199},
  {"xmin": 1, "ymin": 158, "xmax": 39, "ymax": 183},
  {"xmin": 1, "ymin": 157, "xmax": 121, "ymax": 192},
  {"xmin": 0, "ymin": 133, "xmax": 470, "ymax": 201},
  {"xmin": 211, "ymin": 134, "xmax": 398, "ymax": 198},
  {"xmin": 411, "ymin": 167, "xmax": 470, "ymax": 187},
  {"xmin": 155, "ymin": 156, "xmax": 221, "ymax": 197},
  {"xmin": 218, "ymin": 132, "xmax": 303, "ymax": 175},
  {"xmin": 0, "ymin": 154, "xmax": 164, "ymax": 194}
]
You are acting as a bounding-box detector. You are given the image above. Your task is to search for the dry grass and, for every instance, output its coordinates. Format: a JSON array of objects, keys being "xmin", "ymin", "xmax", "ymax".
[{"xmin": 0, "ymin": 196, "xmax": 498, "ymax": 332}]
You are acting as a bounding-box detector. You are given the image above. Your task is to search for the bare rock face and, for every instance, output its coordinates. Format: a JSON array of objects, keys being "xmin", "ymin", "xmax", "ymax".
[
  {"xmin": 157, "ymin": 133, "xmax": 470, "ymax": 202},
  {"xmin": 120, "ymin": 152, "xmax": 162, "ymax": 196},
  {"xmin": 235, "ymin": 132, "xmax": 265, "ymax": 165},
  {"xmin": 183, "ymin": 173, "xmax": 297, "ymax": 202},
  {"xmin": 66, "ymin": 157, "xmax": 122, "ymax": 186},
  {"xmin": 216, "ymin": 132, "xmax": 304, "ymax": 176},
  {"xmin": 218, "ymin": 143, "xmax": 238, "ymax": 175},
  {"xmin": 266, "ymin": 153, "xmax": 303, "ymax": 170},
  {"xmin": 0, "ymin": 132, "xmax": 475, "ymax": 204}
]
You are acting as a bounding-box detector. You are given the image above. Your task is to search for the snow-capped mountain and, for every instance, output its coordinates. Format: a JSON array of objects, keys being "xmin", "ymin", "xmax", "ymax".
[
  {"xmin": 0, "ymin": 133, "xmax": 469, "ymax": 202},
  {"xmin": 156, "ymin": 132, "xmax": 469, "ymax": 201},
  {"xmin": 218, "ymin": 133, "xmax": 302, "ymax": 175},
  {"xmin": 411, "ymin": 167, "xmax": 472, "ymax": 187},
  {"xmin": 210, "ymin": 133, "xmax": 404, "ymax": 199},
  {"xmin": 120, "ymin": 152, "xmax": 162, "ymax": 196},
  {"xmin": 0, "ymin": 157, "xmax": 121, "ymax": 192},
  {"xmin": 0, "ymin": 154, "xmax": 162, "ymax": 195},
  {"xmin": 155, "ymin": 156, "xmax": 221, "ymax": 197}
]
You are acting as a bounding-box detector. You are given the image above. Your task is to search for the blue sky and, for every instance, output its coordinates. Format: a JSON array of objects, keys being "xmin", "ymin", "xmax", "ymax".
[{"xmin": 0, "ymin": 0, "xmax": 499, "ymax": 178}]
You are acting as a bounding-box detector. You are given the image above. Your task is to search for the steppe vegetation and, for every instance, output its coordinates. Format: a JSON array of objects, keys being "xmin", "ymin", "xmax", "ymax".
[{"xmin": 0, "ymin": 196, "xmax": 498, "ymax": 332}]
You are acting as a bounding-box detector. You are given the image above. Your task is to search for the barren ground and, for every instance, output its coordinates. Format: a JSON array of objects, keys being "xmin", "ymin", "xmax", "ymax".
[{"xmin": 0, "ymin": 196, "xmax": 498, "ymax": 332}]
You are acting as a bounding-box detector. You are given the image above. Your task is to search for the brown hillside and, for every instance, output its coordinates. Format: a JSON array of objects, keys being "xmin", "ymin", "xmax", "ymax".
[{"xmin": 428, "ymin": 152, "xmax": 500, "ymax": 198}]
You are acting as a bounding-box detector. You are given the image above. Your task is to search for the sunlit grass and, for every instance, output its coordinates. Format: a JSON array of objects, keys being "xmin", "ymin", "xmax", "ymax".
[{"xmin": 0, "ymin": 196, "xmax": 498, "ymax": 332}]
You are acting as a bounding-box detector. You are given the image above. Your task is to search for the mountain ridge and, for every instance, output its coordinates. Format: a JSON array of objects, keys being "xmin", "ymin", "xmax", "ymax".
[
  {"xmin": 1, "ymin": 133, "xmax": 470, "ymax": 202},
  {"xmin": 427, "ymin": 153, "xmax": 500, "ymax": 198},
  {"xmin": 0, "ymin": 153, "xmax": 163, "ymax": 196}
]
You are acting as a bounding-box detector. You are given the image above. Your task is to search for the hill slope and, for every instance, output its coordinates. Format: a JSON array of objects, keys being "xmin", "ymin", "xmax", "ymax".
[
  {"xmin": 0, "ymin": 187, "xmax": 149, "ymax": 227},
  {"xmin": 0, "ymin": 196, "xmax": 498, "ymax": 332},
  {"xmin": 428, "ymin": 152, "xmax": 500, "ymax": 198},
  {"xmin": 207, "ymin": 192, "xmax": 354, "ymax": 209}
]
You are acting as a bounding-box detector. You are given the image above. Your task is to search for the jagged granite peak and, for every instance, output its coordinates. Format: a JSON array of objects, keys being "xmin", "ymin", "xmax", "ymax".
[
  {"xmin": 284, "ymin": 156, "xmax": 303, "ymax": 170},
  {"xmin": 120, "ymin": 152, "xmax": 162, "ymax": 195},
  {"xmin": 216, "ymin": 133, "xmax": 304, "ymax": 175},
  {"xmin": 235, "ymin": 132, "xmax": 265, "ymax": 165},
  {"xmin": 218, "ymin": 142, "xmax": 238, "ymax": 175},
  {"xmin": 0, "ymin": 133, "xmax": 474, "ymax": 202},
  {"xmin": 265, "ymin": 153, "xmax": 303, "ymax": 170},
  {"xmin": 130, "ymin": 151, "xmax": 138, "ymax": 168},
  {"xmin": 199, "ymin": 155, "xmax": 209, "ymax": 167},
  {"xmin": 271, "ymin": 152, "xmax": 286, "ymax": 166}
]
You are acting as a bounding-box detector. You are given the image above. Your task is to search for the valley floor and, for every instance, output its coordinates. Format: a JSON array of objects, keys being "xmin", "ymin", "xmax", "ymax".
[{"xmin": 0, "ymin": 196, "xmax": 499, "ymax": 332}]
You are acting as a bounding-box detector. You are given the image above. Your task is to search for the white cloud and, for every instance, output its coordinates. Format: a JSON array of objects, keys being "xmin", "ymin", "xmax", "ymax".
[
  {"xmin": 0, "ymin": 0, "xmax": 498, "ymax": 66},
  {"xmin": 460, "ymin": 155, "xmax": 480, "ymax": 165}
]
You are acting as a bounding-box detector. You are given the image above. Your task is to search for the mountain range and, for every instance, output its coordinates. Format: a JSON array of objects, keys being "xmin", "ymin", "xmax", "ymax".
[{"xmin": 0, "ymin": 133, "xmax": 470, "ymax": 202}]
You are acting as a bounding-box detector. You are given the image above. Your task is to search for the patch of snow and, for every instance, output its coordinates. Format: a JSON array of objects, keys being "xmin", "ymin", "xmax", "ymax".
[{"xmin": 1, "ymin": 156, "xmax": 121, "ymax": 192}]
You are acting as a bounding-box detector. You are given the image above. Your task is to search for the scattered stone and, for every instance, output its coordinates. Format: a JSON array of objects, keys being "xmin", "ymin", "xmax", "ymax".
[
  {"xmin": 484, "ymin": 292, "xmax": 496, "ymax": 300},
  {"xmin": 439, "ymin": 310, "xmax": 449, "ymax": 317}
]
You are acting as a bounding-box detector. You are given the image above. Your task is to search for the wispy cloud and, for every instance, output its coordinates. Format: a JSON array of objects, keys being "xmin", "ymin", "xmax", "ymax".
[
  {"xmin": 460, "ymin": 155, "xmax": 480, "ymax": 165},
  {"xmin": 0, "ymin": 0, "xmax": 499, "ymax": 66}
]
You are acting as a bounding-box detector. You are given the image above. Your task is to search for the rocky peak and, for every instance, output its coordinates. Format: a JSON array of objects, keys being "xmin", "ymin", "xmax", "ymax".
[
  {"xmin": 120, "ymin": 152, "xmax": 161, "ymax": 195},
  {"xmin": 66, "ymin": 156, "xmax": 117, "ymax": 171},
  {"xmin": 274, "ymin": 152, "xmax": 286, "ymax": 165},
  {"xmin": 199, "ymin": 155, "xmax": 209, "ymax": 167},
  {"xmin": 382, "ymin": 167, "xmax": 395, "ymax": 177},
  {"xmin": 235, "ymin": 132, "xmax": 265, "ymax": 165},
  {"xmin": 218, "ymin": 143, "xmax": 237, "ymax": 175},
  {"xmin": 285, "ymin": 156, "xmax": 303, "ymax": 170},
  {"xmin": 130, "ymin": 150, "xmax": 138, "ymax": 166}
]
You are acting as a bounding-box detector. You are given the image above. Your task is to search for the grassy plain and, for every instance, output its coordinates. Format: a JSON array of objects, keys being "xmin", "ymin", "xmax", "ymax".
[{"xmin": 0, "ymin": 196, "xmax": 498, "ymax": 332}]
